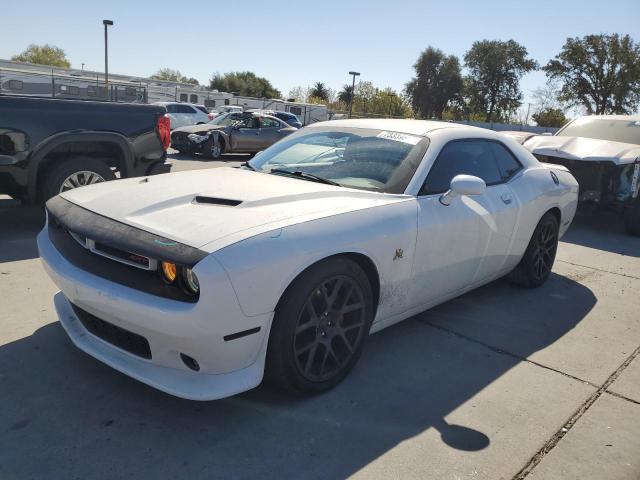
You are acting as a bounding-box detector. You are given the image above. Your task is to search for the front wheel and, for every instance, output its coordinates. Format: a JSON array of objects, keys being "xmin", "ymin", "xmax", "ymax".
[
  {"xmin": 266, "ymin": 257, "xmax": 374, "ymax": 394},
  {"xmin": 507, "ymin": 212, "xmax": 559, "ymax": 288},
  {"xmin": 204, "ymin": 135, "xmax": 224, "ymax": 159}
]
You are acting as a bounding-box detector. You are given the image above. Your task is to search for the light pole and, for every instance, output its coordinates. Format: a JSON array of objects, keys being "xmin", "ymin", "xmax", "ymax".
[
  {"xmin": 348, "ymin": 71, "xmax": 360, "ymax": 118},
  {"xmin": 103, "ymin": 20, "xmax": 114, "ymax": 96}
]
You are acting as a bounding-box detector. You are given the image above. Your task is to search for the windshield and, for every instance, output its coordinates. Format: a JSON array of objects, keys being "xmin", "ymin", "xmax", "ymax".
[
  {"xmin": 248, "ymin": 126, "xmax": 429, "ymax": 193},
  {"xmin": 207, "ymin": 112, "xmax": 242, "ymax": 126},
  {"xmin": 556, "ymin": 117, "xmax": 640, "ymax": 145}
]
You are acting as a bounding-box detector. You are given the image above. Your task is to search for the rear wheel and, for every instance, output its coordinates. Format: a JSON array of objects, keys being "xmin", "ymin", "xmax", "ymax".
[
  {"xmin": 41, "ymin": 157, "xmax": 115, "ymax": 202},
  {"xmin": 623, "ymin": 201, "xmax": 640, "ymax": 236},
  {"xmin": 266, "ymin": 257, "xmax": 374, "ymax": 394},
  {"xmin": 508, "ymin": 212, "xmax": 559, "ymax": 288}
]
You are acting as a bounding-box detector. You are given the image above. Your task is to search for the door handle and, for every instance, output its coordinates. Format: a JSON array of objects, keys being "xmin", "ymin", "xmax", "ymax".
[{"xmin": 501, "ymin": 193, "xmax": 512, "ymax": 205}]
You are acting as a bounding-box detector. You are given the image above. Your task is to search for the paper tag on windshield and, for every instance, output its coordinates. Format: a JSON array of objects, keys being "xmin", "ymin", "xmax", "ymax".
[{"xmin": 376, "ymin": 131, "xmax": 422, "ymax": 145}]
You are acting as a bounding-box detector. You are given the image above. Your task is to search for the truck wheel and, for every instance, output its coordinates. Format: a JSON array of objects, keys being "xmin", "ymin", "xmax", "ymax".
[
  {"xmin": 507, "ymin": 212, "xmax": 559, "ymax": 288},
  {"xmin": 41, "ymin": 157, "xmax": 115, "ymax": 202},
  {"xmin": 623, "ymin": 201, "xmax": 640, "ymax": 236}
]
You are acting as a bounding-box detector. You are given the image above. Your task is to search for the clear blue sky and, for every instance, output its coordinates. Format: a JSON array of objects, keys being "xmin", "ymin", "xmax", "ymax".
[{"xmin": 2, "ymin": 0, "xmax": 639, "ymax": 105}]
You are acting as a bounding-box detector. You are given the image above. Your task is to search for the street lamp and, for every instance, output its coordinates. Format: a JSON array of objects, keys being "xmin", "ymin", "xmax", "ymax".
[
  {"xmin": 348, "ymin": 71, "xmax": 360, "ymax": 118},
  {"xmin": 103, "ymin": 19, "xmax": 114, "ymax": 96}
]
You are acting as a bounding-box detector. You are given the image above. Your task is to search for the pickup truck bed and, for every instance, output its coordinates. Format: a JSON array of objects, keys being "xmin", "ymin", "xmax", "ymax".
[{"xmin": 0, "ymin": 96, "xmax": 171, "ymax": 202}]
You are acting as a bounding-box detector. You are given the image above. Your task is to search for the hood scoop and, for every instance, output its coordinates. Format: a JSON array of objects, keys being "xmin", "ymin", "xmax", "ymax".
[{"xmin": 193, "ymin": 196, "xmax": 242, "ymax": 207}]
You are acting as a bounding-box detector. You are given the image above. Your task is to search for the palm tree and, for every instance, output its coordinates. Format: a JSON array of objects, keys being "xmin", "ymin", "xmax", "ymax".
[
  {"xmin": 337, "ymin": 84, "xmax": 354, "ymax": 105},
  {"xmin": 309, "ymin": 82, "xmax": 329, "ymax": 101}
]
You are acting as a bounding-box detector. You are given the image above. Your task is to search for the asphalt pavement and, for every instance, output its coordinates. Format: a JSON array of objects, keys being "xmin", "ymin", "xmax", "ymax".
[{"xmin": 0, "ymin": 151, "xmax": 638, "ymax": 480}]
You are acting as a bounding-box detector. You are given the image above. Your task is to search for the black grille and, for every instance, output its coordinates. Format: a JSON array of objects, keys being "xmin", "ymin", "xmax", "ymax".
[{"xmin": 71, "ymin": 304, "xmax": 152, "ymax": 359}]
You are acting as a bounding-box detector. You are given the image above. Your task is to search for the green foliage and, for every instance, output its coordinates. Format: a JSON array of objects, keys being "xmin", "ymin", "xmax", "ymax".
[
  {"xmin": 309, "ymin": 82, "xmax": 329, "ymax": 101},
  {"xmin": 532, "ymin": 108, "xmax": 567, "ymax": 128},
  {"xmin": 210, "ymin": 71, "xmax": 281, "ymax": 98},
  {"xmin": 11, "ymin": 44, "xmax": 70, "ymax": 68},
  {"xmin": 463, "ymin": 39, "xmax": 538, "ymax": 122},
  {"xmin": 544, "ymin": 34, "xmax": 640, "ymax": 114},
  {"xmin": 150, "ymin": 68, "xmax": 199, "ymax": 85},
  {"xmin": 405, "ymin": 47, "xmax": 463, "ymax": 119},
  {"xmin": 337, "ymin": 84, "xmax": 354, "ymax": 105}
]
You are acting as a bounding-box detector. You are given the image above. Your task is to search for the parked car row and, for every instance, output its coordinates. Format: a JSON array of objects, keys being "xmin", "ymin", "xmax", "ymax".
[{"xmin": 156, "ymin": 101, "xmax": 304, "ymax": 131}]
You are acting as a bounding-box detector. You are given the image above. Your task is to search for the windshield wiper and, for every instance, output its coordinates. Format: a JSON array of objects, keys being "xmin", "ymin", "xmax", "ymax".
[
  {"xmin": 269, "ymin": 168, "xmax": 341, "ymax": 186},
  {"xmin": 240, "ymin": 161, "xmax": 257, "ymax": 171}
]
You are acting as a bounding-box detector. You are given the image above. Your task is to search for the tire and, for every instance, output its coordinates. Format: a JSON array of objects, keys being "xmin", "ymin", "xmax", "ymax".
[
  {"xmin": 266, "ymin": 257, "xmax": 375, "ymax": 395},
  {"xmin": 623, "ymin": 201, "xmax": 640, "ymax": 236},
  {"xmin": 204, "ymin": 135, "xmax": 224, "ymax": 159},
  {"xmin": 507, "ymin": 212, "xmax": 559, "ymax": 288},
  {"xmin": 41, "ymin": 157, "xmax": 116, "ymax": 202}
]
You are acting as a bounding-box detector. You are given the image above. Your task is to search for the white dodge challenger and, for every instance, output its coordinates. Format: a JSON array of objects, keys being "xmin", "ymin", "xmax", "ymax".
[{"xmin": 38, "ymin": 119, "xmax": 578, "ymax": 400}]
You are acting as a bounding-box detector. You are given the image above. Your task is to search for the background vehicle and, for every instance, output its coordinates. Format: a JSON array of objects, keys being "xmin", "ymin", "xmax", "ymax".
[
  {"xmin": 518, "ymin": 115, "xmax": 640, "ymax": 235},
  {"xmin": 39, "ymin": 119, "xmax": 578, "ymax": 400},
  {"xmin": 273, "ymin": 111, "xmax": 303, "ymax": 128},
  {"xmin": 0, "ymin": 96, "xmax": 170, "ymax": 202},
  {"xmin": 154, "ymin": 102, "xmax": 209, "ymax": 129},
  {"xmin": 170, "ymin": 112, "xmax": 296, "ymax": 158}
]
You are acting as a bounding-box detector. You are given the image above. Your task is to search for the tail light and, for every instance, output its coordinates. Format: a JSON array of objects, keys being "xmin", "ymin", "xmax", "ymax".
[
  {"xmin": 157, "ymin": 114, "xmax": 171, "ymax": 150},
  {"xmin": 208, "ymin": 113, "xmax": 214, "ymax": 120}
]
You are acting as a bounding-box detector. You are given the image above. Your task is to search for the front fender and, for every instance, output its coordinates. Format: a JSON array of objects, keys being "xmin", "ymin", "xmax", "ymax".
[{"xmin": 213, "ymin": 201, "xmax": 418, "ymax": 322}]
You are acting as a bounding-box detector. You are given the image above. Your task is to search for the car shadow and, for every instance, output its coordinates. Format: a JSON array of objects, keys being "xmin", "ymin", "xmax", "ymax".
[
  {"xmin": 561, "ymin": 209, "xmax": 639, "ymax": 257},
  {"xmin": 0, "ymin": 272, "xmax": 595, "ymax": 479},
  {"xmin": 0, "ymin": 200, "xmax": 44, "ymax": 263}
]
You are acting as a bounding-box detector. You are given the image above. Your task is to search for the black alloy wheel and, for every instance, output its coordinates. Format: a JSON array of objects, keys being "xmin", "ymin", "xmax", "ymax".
[{"xmin": 266, "ymin": 257, "xmax": 374, "ymax": 394}]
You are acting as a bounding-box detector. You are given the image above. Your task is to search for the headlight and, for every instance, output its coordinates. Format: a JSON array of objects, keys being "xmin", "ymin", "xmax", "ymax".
[
  {"xmin": 161, "ymin": 261, "xmax": 177, "ymax": 283},
  {"xmin": 182, "ymin": 268, "xmax": 200, "ymax": 294}
]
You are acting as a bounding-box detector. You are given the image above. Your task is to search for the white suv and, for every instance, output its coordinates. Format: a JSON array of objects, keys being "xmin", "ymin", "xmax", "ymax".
[{"xmin": 155, "ymin": 102, "xmax": 210, "ymax": 129}]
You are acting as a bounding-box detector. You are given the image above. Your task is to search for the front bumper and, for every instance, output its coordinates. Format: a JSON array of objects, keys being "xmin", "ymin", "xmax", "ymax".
[{"xmin": 38, "ymin": 227, "xmax": 273, "ymax": 401}]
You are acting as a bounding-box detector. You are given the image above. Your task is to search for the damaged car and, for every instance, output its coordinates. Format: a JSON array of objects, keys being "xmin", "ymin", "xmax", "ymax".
[
  {"xmin": 512, "ymin": 115, "xmax": 640, "ymax": 235},
  {"xmin": 170, "ymin": 112, "xmax": 297, "ymax": 158}
]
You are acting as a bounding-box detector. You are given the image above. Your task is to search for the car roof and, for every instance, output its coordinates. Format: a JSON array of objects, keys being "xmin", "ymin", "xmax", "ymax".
[
  {"xmin": 574, "ymin": 114, "xmax": 640, "ymax": 122},
  {"xmin": 307, "ymin": 118, "xmax": 475, "ymax": 136}
]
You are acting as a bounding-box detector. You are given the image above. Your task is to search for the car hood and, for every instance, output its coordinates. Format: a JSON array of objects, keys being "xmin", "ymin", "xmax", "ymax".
[
  {"xmin": 172, "ymin": 124, "xmax": 226, "ymax": 134},
  {"xmin": 58, "ymin": 167, "xmax": 409, "ymax": 253},
  {"xmin": 523, "ymin": 135, "xmax": 640, "ymax": 165}
]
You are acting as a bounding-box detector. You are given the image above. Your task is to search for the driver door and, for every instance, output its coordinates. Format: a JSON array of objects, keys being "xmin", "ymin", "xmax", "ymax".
[
  {"xmin": 257, "ymin": 117, "xmax": 286, "ymax": 149},
  {"xmin": 231, "ymin": 116, "xmax": 261, "ymax": 151},
  {"xmin": 409, "ymin": 139, "xmax": 519, "ymax": 308}
]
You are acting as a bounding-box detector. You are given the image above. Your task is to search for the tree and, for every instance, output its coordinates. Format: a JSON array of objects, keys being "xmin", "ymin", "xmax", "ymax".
[
  {"xmin": 309, "ymin": 82, "xmax": 329, "ymax": 101},
  {"xmin": 337, "ymin": 84, "xmax": 354, "ymax": 105},
  {"xmin": 532, "ymin": 108, "xmax": 568, "ymax": 128},
  {"xmin": 463, "ymin": 40, "xmax": 538, "ymax": 122},
  {"xmin": 287, "ymin": 86, "xmax": 310, "ymax": 102},
  {"xmin": 11, "ymin": 44, "xmax": 70, "ymax": 68},
  {"xmin": 150, "ymin": 68, "xmax": 199, "ymax": 85},
  {"xmin": 544, "ymin": 34, "xmax": 640, "ymax": 114},
  {"xmin": 209, "ymin": 71, "xmax": 281, "ymax": 98},
  {"xmin": 405, "ymin": 47, "xmax": 463, "ymax": 119}
]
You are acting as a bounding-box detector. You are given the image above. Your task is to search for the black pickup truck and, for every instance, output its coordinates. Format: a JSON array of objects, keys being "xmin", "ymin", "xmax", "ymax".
[{"xmin": 0, "ymin": 96, "xmax": 171, "ymax": 202}]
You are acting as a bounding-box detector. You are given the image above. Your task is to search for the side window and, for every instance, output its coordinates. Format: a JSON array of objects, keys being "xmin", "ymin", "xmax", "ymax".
[
  {"xmin": 489, "ymin": 142, "xmax": 522, "ymax": 181},
  {"xmin": 422, "ymin": 140, "xmax": 502, "ymax": 195},
  {"xmin": 165, "ymin": 104, "xmax": 178, "ymax": 113},
  {"xmin": 260, "ymin": 118, "xmax": 280, "ymax": 128},
  {"xmin": 190, "ymin": 94, "xmax": 198, "ymax": 103},
  {"xmin": 179, "ymin": 93, "xmax": 188, "ymax": 102},
  {"xmin": 176, "ymin": 104, "xmax": 196, "ymax": 114}
]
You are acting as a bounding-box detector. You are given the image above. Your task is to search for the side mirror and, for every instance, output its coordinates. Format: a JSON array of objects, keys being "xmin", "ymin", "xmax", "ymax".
[{"xmin": 439, "ymin": 174, "xmax": 486, "ymax": 206}]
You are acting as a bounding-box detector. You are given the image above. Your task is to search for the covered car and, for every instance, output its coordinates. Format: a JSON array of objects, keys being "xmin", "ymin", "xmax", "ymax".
[{"xmin": 170, "ymin": 112, "xmax": 297, "ymax": 158}]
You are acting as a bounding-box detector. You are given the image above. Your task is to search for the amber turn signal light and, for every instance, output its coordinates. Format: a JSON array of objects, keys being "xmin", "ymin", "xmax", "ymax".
[{"xmin": 161, "ymin": 261, "xmax": 177, "ymax": 283}]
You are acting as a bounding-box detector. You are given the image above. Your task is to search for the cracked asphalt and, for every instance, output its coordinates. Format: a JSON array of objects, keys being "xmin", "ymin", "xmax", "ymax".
[{"xmin": 0, "ymin": 152, "xmax": 638, "ymax": 479}]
